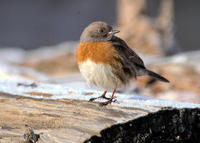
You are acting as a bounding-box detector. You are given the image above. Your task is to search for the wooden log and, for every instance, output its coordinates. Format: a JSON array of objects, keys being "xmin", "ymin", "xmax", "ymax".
[
  {"xmin": 0, "ymin": 91, "xmax": 199, "ymax": 143},
  {"xmin": 0, "ymin": 92, "xmax": 150, "ymax": 143}
]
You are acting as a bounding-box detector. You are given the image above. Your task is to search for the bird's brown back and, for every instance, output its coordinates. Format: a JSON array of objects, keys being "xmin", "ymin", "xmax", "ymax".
[{"xmin": 111, "ymin": 36, "xmax": 145, "ymax": 69}]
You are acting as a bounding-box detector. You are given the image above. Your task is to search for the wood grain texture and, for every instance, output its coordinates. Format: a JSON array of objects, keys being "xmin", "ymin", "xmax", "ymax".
[{"xmin": 0, "ymin": 93, "xmax": 150, "ymax": 143}]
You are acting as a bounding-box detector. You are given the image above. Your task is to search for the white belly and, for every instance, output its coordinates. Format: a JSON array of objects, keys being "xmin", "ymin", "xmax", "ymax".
[{"xmin": 79, "ymin": 60, "xmax": 123, "ymax": 90}]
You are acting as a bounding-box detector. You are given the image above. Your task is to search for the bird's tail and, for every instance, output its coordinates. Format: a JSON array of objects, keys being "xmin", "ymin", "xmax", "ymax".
[{"xmin": 146, "ymin": 69, "xmax": 169, "ymax": 83}]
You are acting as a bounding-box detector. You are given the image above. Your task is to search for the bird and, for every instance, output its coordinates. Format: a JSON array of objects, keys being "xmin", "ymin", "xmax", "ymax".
[{"xmin": 76, "ymin": 21, "xmax": 169, "ymax": 106}]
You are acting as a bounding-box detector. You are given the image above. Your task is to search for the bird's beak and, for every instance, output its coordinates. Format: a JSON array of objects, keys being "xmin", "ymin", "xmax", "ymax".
[{"xmin": 109, "ymin": 29, "xmax": 120, "ymax": 35}]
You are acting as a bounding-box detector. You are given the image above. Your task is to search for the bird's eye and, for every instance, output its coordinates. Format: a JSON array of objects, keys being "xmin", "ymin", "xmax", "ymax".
[{"xmin": 99, "ymin": 29, "xmax": 104, "ymax": 33}]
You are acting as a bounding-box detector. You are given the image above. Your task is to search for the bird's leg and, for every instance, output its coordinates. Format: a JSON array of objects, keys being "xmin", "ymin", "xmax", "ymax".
[
  {"xmin": 89, "ymin": 91, "xmax": 108, "ymax": 102},
  {"xmin": 100, "ymin": 89, "xmax": 117, "ymax": 106}
]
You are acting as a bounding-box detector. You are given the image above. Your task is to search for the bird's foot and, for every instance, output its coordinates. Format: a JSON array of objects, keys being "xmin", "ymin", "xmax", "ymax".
[
  {"xmin": 99, "ymin": 97, "xmax": 117, "ymax": 106},
  {"xmin": 89, "ymin": 92, "xmax": 109, "ymax": 102},
  {"xmin": 89, "ymin": 89, "xmax": 117, "ymax": 106}
]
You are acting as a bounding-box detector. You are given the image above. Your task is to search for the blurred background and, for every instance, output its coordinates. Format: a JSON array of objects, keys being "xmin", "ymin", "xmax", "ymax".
[
  {"xmin": 0, "ymin": 0, "xmax": 199, "ymax": 51},
  {"xmin": 0, "ymin": 0, "xmax": 199, "ymax": 103}
]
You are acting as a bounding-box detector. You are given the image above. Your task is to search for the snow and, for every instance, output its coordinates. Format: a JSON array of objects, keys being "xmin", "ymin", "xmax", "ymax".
[{"xmin": 0, "ymin": 79, "xmax": 199, "ymax": 112}]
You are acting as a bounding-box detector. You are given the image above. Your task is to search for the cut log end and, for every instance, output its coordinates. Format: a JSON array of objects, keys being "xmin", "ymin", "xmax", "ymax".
[{"xmin": 85, "ymin": 108, "xmax": 200, "ymax": 143}]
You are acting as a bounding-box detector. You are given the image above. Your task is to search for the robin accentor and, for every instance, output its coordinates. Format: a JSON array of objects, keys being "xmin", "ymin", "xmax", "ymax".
[{"xmin": 76, "ymin": 21, "xmax": 169, "ymax": 106}]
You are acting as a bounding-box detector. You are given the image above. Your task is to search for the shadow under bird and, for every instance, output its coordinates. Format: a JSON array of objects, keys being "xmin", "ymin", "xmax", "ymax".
[{"xmin": 76, "ymin": 21, "xmax": 169, "ymax": 106}]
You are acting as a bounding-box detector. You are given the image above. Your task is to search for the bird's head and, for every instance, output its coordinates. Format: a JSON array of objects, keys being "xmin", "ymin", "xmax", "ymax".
[{"xmin": 80, "ymin": 21, "xmax": 120, "ymax": 42}]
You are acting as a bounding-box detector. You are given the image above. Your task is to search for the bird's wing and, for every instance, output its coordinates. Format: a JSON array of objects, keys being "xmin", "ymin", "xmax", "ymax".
[
  {"xmin": 110, "ymin": 36, "xmax": 169, "ymax": 82},
  {"xmin": 110, "ymin": 36, "xmax": 145, "ymax": 69}
]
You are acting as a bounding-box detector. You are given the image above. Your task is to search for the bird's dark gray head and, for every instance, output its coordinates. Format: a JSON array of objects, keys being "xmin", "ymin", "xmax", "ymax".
[{"xmin": 80, "ymin": 21, "xmax": 120, "ymax": 42}]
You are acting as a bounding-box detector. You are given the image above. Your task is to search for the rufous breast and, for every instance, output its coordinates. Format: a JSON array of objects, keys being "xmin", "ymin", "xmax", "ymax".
[{"xmin": 76, "ymin": 41, "xmax": 120, "ymax": 64}]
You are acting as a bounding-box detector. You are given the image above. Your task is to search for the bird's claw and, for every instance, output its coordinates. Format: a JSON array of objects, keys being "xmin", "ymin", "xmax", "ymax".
[
  {"xmin": 99, "ymin": 98, "xmax": 117, "ymax": 106},
  {"xmin": 89, "ymin": 95, "xmax": 111, "ymax": 102},
  {"xmin": 89, "ymin": 97, "xmax": 97, "ymax": 102}
]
